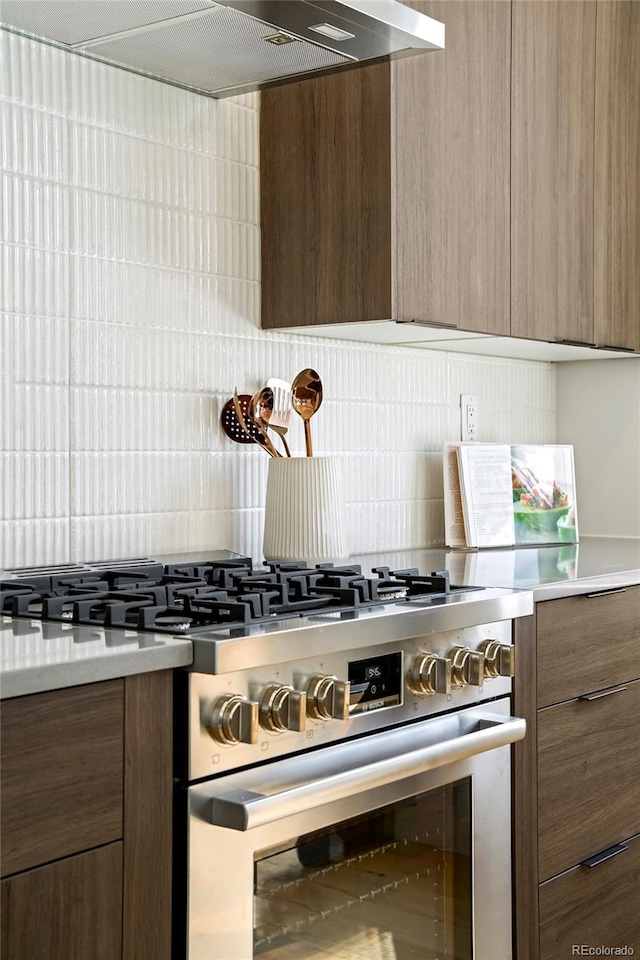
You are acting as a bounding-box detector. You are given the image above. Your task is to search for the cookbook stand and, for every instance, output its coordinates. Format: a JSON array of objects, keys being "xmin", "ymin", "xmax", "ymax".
[{"xmin": 444, "ymin": 443, "xmax": 579, "ymax": 550}]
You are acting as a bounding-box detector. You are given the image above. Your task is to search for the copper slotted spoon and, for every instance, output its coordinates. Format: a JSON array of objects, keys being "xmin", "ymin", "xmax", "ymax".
[{"xmin": 221, "ymin": 393, "xmax": 278, "ymax": 457}]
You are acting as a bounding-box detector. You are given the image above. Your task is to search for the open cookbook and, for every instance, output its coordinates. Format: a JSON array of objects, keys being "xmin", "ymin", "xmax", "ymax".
[{"xmin": 444, "ymin": 443, "xmax": 579, "ymax": 549}]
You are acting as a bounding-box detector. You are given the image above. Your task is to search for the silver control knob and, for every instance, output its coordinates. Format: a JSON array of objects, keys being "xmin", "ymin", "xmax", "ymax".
[
  {"xmin": 480, "ymin": 640, "xmax": 515, "ymax": 679},
  {"xmin": 449, "ymin": 646, "xmax": 485, "ymax": 688},
  {"xmin": 409, "ymin": 653, "xmax": 452, "ymax": 697},
  {"xmin": 260, "ymin": 684, "xmax": 307, "ymax": 732},
  {"xmin": 208, "ymin": 694, "xmax": 259, "ymax": 745},
  {"xmin": 306, "ymin": 674, "xmax": 350, "ymax": 721}
]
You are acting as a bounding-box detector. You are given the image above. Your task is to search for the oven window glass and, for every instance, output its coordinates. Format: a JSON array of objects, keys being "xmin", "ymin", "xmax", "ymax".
[{"xmin": 253, "ymin": 780, "xmax": 472, "ymax": 960}]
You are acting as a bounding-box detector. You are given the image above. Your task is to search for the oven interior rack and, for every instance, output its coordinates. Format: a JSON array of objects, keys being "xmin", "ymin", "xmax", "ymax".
[{"xmin": 254, "ymin": 833, "xmax": 461, "ymax": 955}]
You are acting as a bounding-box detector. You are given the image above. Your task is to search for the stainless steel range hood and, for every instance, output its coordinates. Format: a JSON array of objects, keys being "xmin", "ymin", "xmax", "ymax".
[{"xmin": 0, "ymin": 0, "xmax": 444, "ymax": 98}]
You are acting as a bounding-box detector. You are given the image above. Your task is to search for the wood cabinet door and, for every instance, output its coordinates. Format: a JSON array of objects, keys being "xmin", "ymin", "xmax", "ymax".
[
  {"xmin": 395, "ymin": 1, "xmax": 511, "ymax": 335},
  {"xmin": 1, "ymin": 843, "xmax": 123, "ymax": 960},
  {"xmin": 537, "ymin": 679, "xmax": 640, "ymax": 881},
  {"xmin": 594, "ymin": 0, "xmax": 640, "ymax": 352},
  {"xmin": 261, "ymin": 66, "xmax": 393, "ymax": 329},
  {"xmin": 539, "ymin": 833, "xmax": 640, "ymax": 960},
  {"xmin": 536, "ymin": 585, "xmax": 640, "ymax": 708},
  {"xmin": 0, "ymin": 681, "xmax": 124, "ymax": 876},
  {"xmin": 123, "ymin": 671, "xmax": 173, "ymax": 960},
  {"xmin": 511, "ymin": 1, "xmax": 596, "ymax": 345}
]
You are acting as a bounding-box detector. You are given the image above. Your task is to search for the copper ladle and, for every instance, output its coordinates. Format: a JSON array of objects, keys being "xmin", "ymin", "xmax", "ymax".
[
  {"xmin": 291, "ymin": 368, "xmax": 323, "ymax": 457},
  {"xmin": 251, "ymin": 385, "xmax": 291, "ymax": 457}
]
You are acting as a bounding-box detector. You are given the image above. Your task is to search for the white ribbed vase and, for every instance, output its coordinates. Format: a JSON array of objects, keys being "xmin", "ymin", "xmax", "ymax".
[{"xmin": 263, "ymin": 457, "xmax": 348, "ymax": 561}]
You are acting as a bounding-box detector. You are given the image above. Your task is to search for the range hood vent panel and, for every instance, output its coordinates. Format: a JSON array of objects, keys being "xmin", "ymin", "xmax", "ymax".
[
  {"xmin": 0, "ymin": 0, "xmax": 214, "ymax": 46},
  {"xmin": 0, "ymin": 0, "xmax": 444, "ymax": 98},
  {"xmin": 82, "ymin": 6, "xmax": 351, "ymax": 96}
]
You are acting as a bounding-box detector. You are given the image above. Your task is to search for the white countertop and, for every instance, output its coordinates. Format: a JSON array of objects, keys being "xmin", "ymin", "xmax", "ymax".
[
  {"xmin": 0, "ymin": 616, "xmax": 193, "ymax": 699},
  {"xmin": 353, "ymin": 537, "xmax": 640, "ymax": 601}
]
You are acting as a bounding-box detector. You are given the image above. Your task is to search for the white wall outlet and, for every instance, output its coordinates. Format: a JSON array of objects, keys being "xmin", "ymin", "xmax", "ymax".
[{"xmin": 460, "ymin": 394, "xmax": 479, "ymax": 441}]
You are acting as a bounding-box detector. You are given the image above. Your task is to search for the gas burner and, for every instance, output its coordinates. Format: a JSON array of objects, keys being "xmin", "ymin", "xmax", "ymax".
[{"xmin": 1, "ymin": 558, "xmax": 482, "ymax": 635}]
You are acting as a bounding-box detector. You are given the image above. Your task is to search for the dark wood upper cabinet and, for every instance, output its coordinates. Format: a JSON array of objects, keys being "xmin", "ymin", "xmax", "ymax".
[
  {"xmin": 511, "ymin": 1, "xmax": 596, "ymax": 346},
  {"xmin": 394, "ymin": 1, "xmax": 511, "ymax": 334},
  {"xmin": 261, "ymin": 64, "xmax": 393, "ymax": 328},
  {"xmin": 261, "ymin": 1, "xmax": 511, "ymax": 335},
  {"xmin": 594, "ymin": 0, "xmax": 640, "ymax": 352},
  {"xmin": 261, "ymin": 0, "xmax": 639, "ymax": 355}
]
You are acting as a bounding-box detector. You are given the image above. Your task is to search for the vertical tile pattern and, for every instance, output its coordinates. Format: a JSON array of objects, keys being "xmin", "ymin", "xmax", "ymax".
[{"xmin": 0, "ymin": 30, "xmax": 557, "ymax": 568}]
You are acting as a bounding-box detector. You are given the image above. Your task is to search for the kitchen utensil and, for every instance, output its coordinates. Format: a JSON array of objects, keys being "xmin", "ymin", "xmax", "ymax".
[
  {"xmin": 266, "ymin": 377, "xmax": 292, "ymax": 457},
  {"xmin": 221, "ymin": 395, "xmax": 256, "ymax": 445},
  {"xmin": 291, "ymin": 368, "xmax": 323, "ymax": 457},
  {"xmin": 232, "ymin": 388, "xmax": 252, "ymax": 437},
  {"xmin": 249, "ymin": 389, "xmax": 283, "ymax": 459},
  {"xmin": 250, "ymin": 386, "xmax": 287, "ymax": 458},
  {"xmin": 222, "ymin": 393, "xmax": 277, "ymax": 457}
]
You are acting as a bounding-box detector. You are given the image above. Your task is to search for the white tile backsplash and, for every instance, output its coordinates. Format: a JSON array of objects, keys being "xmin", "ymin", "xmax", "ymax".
[
  {"xmin": 0, "ymin": 30, "xmax": 67, "ymax": 114},
  {"xmin": 1, "ymin": 246, "xmax": 69, "ymax": 317},
  {"xmin": 1, "ymin": 103, "xmax": 67, "ymax": 182},
  {"xmin": 0, "ymin": 30, "xmax": 557, "ymax": 568},
  {"xmin": 1, "ymin": 451, "xmax": 69, "ymax": 523},
  {"xmin": 2, "ymin": 173, "xmax": 68, "ymax": 250},
  {"xmin": 69, "ymin": 122, "xmax": 191, "ymax": 208},
  {"xmin": 2, "ymin": 314, "xmax": 69, "ymax": 384},
  {"xmin": 1, "ymin": 519, "xmax": 70, "ymax": 567},
  {"xmin": 3, "ymin": 384, "xmax": 69, "ymax": 452}
]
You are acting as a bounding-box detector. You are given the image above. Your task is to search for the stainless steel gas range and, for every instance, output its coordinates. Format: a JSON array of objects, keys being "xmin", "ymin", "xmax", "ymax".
[{"xmin": 1, "ymin": 553, "xmax": 533, "ymax": 960}]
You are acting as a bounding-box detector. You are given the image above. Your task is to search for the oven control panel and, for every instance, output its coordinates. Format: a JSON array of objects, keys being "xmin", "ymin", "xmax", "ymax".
[
  {"xmin": 188, "ymin": 619, "xmax": 515, "ymax": 778},
  {"xmin": 348, "ymin": 652, "xmax": 402, "ymax": 715}
]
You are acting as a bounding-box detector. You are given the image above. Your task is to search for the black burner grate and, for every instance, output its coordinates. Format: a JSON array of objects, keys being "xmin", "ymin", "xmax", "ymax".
[{"xmin": 1, "ymin": 559, "xmax": 481, "ymax": 635}]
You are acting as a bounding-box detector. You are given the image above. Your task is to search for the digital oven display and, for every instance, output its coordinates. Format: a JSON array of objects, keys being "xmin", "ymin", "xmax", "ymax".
[{"xmin": 348, "ymin": 652, "xmax": 402, "ymax": 714}]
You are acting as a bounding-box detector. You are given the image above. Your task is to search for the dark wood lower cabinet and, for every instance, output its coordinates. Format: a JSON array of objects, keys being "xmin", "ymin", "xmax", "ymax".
[
  {"xmin": 0, "ymin": 681, "xmax": 124, "ymax": 876},
  {"xmin": 537, "ymin": 679, "xmax": 640, "ymax": 880},
  {"xmin": 0, "ymin": 671, "xmax": 174, "ymax": 960},
  {"xmin": 513, "ymin": 592, "xmax": 640, "ymax": 960},
  {"xmin": 536, "ymin": 586, "xmax": 640, "ymax": 708},
  {"xmin": 539, "ymin": 834, "xmax": 640, "ymax": 960},
  {"xmin": 1, "ymin": 843, "xmax": 123, "ymax": 960},
  {"xmin": 123, "ymin": 671, "xmax": 173, "ymax": 960}
]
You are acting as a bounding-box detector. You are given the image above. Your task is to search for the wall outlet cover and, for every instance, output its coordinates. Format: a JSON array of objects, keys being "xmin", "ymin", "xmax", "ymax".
[{"xmin": 460, "ymin": 394, "xmax": 479, "ymax": 441}]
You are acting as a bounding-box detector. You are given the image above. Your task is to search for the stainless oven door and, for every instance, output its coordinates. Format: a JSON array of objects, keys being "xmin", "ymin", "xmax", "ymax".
[{"xmin": 187, "ymin": 698, "xmax": 525, "ymax": 960}]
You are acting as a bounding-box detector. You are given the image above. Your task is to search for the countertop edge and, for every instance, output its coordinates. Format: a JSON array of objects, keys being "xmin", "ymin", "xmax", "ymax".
[
  {"xmin": 528, "ymin": 569, "xmax": 640, "ymax": 602},
  {"xmin": 0, "ymin": 641, "xmax": 193, "ymax": 700}
]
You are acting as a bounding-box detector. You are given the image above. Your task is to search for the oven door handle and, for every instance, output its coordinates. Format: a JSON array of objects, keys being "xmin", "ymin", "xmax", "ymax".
[{"xmin": 209, "ymin": 709, "xmax": 526, "ymax": 831}]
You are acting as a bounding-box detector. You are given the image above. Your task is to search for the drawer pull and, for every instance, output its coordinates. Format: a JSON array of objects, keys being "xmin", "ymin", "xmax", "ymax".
[
  {"xmin": 581, "ymin": 843, "xmax": 628, "ymax": 869},
  {"xmin": 579, "ymin": 684, "xmax": 628, "ymax": 701},
  {"xmin": 396, "ymin": 319, "xmax": 458, "ymax": 330},
  {"xmin": 554, "ymin": 338, "xmax": 597, "ymax": 347},
  {"xmin": 595, "ymin": 344, "xmax": 638, "ymax": 353},
  {"xmin": 584, "ymin": 588, "xmax": 627, "ymax": 599}
]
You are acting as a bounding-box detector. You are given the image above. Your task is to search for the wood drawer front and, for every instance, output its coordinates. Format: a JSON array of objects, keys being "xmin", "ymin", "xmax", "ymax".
[
  {"xmin": 539, "ymin": 833, "xmax": 640, "ymax": 960},
  {"xmin": 1, "ymin": 842, "xmax": 123, "ymax": 960},
  {"xmin": 537, "ymin": 585, "xmax": 640, "ymax": 707},
  {"xmin": 0, "ymin": 681, "xmax": 124, "ymax": 876},
  {"xmin": 538, "ymin": 679, "xmax": 640, "ymax": 880}
]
